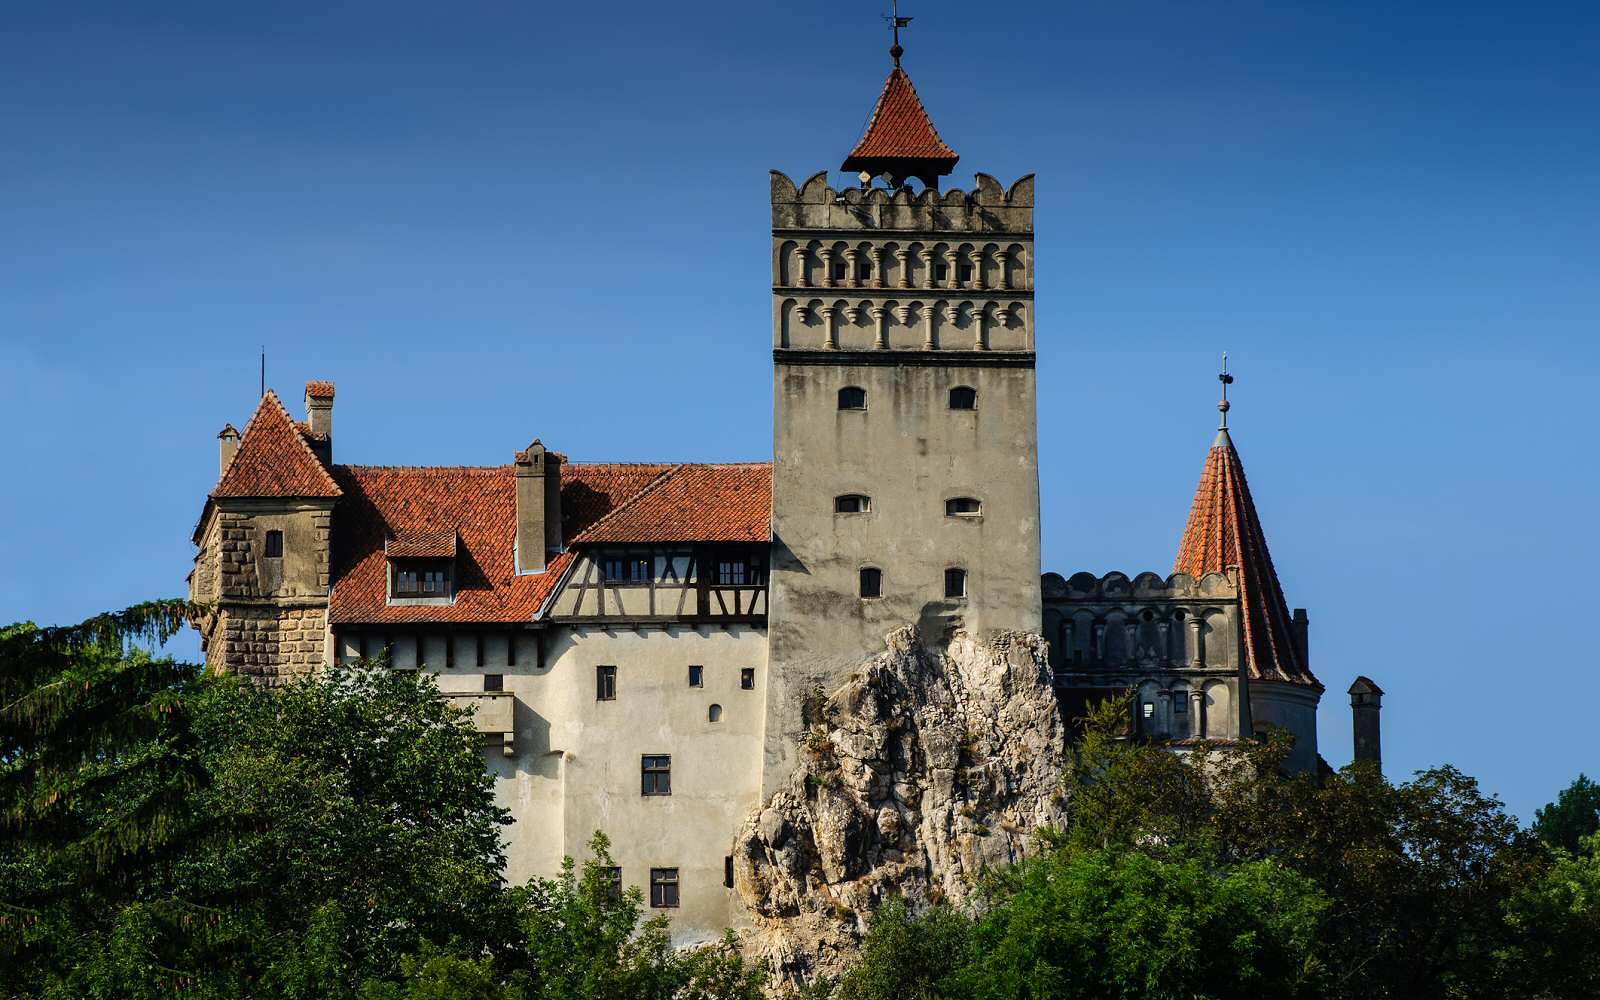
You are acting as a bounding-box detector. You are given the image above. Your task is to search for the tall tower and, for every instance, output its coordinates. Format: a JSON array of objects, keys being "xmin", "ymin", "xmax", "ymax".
[{"xmin": 764, "ymin": 39, "xmax": 1042, "ymax": 790}]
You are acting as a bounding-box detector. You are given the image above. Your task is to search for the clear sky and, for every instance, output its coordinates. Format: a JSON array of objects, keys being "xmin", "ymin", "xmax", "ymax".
[{"xmin": 2, "ymin": 1, "xmax": 1596, "ymax": 823}]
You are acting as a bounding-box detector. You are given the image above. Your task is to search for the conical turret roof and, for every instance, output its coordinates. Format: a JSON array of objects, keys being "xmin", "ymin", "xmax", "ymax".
[
  {"xmin": 1174, "ymin": 428, "xmax": 1320, "ymax": 689},
  {"xmin": 842, "ymin": 66, "xmax": 958, "ymax": 189}
]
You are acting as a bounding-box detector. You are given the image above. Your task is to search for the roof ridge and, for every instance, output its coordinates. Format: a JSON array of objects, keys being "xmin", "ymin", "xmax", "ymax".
[{"xmin": 567, "ymin": 464, "xmax": 685, "ymax": 545}]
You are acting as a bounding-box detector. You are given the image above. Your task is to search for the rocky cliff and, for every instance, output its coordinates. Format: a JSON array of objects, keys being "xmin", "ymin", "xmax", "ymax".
[{"xmin": 733, "ymin": 627, "xmax": 1068, "ymax": 985}]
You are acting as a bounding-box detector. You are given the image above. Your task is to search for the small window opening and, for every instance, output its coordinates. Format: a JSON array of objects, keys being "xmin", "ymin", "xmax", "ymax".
[
  {"xmin": 741, "ymin": 668, "xmax": 755, "ymax": 690},
  {"xmin": 958, "ymin": 263, "xmax": 974, "ymax": 284},
  {"xmin": 484, "ymin": 673, "xmax": 504, "ymax": 692},
  {"xmin": 855, "ymin": 261, "xmax": 871, "ymax": 282},
  {"xmin": 859, "ymin": 567, "xmax": 882, "ymax": 599},
  {"xmin": 688, "ymin": 664, "xmax": 704, "ymax": 688},
  {"xmin": 709, "ymin": 703, "xmax": 723, "ymax": 723},
  {"xmin": 718, "ymin": 560, "xmax": 749, "ymax": 585},
  {"xmin": 724, "ymin": 856, "xmax": 735, "ymax": 889},
  {"xmin": 1142, "ymin": 701, "xmax": 1156, "ymax": 719},
  {"xmin": 393, "ymin": 562, "xmax": 451, "ymax": 597},
  {"xmin": 835, "ymin": 494, "xmax": 871, "ymax": 514},
  {"xmin": 934, "ymin": 262, "xmax": 950, "ymax": 283},
  {"xmin": 263, "ymin": 530, "xmax": 283, "ymax": 558},
  {"xmin": 602, "ymin": 866, "xmax": 622, "ymax": 899},
  {"xmin": 838, "ymin": 386, "xmax": 867, "ymax": 410},
  {"xmin": 596, "ymin": 665, "xmax": 617, "ymax": 701},
  {"xmin": 945, "ymin": 497, "xmax": 982, "ymax": 517},
  {"xmin": 1173, "ymin": 694, "xmax": 1187, "ymax": 715},
  {"xmin": 948, "ymin": 386, "xmax": 977, "ymax": 410},
  {"xmin": 831, "ymin": 261, "xmax": 847, "ymax": 282},
  {"xmin": 944, "ymin": 567, "xmax": 967, "ymax": 599},
  {"xmin": 650, "ymin": 867, "xmax": 680, "ymax": 908},
  {"xmin": 641, "ymin": 755, "xmax": 671, "ymax": 796},
  {"xmin": 603, "ymin": 556, "xmax": 652, "ymax": 584}
]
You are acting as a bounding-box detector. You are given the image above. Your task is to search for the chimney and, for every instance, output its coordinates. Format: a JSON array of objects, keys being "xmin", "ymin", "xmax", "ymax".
[
  {"xmin": 218, "ymin": 423, "xmax": 241, "ymax": 476},
  {"xmin": 1291, "ymin": 608, "xmax": 1310, "ymax": 670},
  {"xmin": 1348, "ymin": 676, "xmax": 1383, "ymax": 769},
  {"xmin": 304, "ymin": 381, "xmax": 335, "ymax": 465},
  {"xmin": 514, "ymin": 440, "xmax": 564, "ymax": 574}
]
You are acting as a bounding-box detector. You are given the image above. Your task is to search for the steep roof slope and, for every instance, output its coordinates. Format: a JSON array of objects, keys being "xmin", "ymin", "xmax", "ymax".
[
  {"xmin": 212, "ymin": 390, "xmax": 341, "ymax": 499},
  {"xmin": 1174, "ymin": 429, "xmax": 1320, "ymax": 689},
  {"xmin": 842, "ymin": 66, "xmax": 958, "ymax": 185}
]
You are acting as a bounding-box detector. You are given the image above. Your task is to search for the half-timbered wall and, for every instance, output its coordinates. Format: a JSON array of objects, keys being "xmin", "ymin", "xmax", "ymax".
[{"xmin": 551, "ymin": 545, "xmax": 769, "ymax": 623}]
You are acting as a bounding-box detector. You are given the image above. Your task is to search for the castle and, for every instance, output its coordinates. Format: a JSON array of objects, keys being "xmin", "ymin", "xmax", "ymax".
[{"xmin": 187, "ymin": 41, "xmax": 1377, "ymax": 942}]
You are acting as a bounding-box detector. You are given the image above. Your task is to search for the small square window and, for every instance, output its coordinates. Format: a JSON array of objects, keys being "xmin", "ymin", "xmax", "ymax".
[
  {"xmin": 944, "ymin": 567, "xmax": 967, "ymax": 599},
  {"xmin": 263, "ymin": 530, "xmax": 283, "ymax": 558},
  {"xmin": 601, "ymin": 866, "xmax": 622, "ymax": 900},
  {"xmin": 650, "ymin": 867, "xmax": 679, "ymax": 908},
  {"xmin": 859, "ymin": 567, "xmax": 882, "ymax": 599},
  {"xmin": 1142, "ymin": 701, "xmax": 1156, "ymax": 719},
  {"xmin": 958, "ymin": 263, "xmax": 974, "ymax": 283},
  {"xmin": 934, "ymin": 262, "xmax": 950, "ymax": 282},
  {"xmin": 596, "ymin": 665, "xmax": 617, "ymax": 701},
  {"xmin": 688, "ymin": 665, "xmax": 704, "ymax": 688},
  {"xmin": 831, "ymin": 261, "xmax": 847, "ymax": 281},
  {"xmin": 484, "ymin": 673, "xmax": 504, "ymax": 692},
  {"xmin": 838, "ymin": 386, "xmax": 867, "ymax": 410},
  {"xmin": 948, "ymin": 386, "xmax": 977, "ymax": 410},
  {"xmin": 718, "ymin": 560, "xmax": 748, "ymax": 586},
  {"xmin": 642, "ymin": 755, "xmax": 671, "ymax": 796},
  {"xmin": 741, "ymin": 668, "xmax": 755, "ymax": 690}
]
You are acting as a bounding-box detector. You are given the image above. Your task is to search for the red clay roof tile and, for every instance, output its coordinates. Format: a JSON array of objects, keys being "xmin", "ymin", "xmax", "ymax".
[
  {"xmin": 1174, "ymin": 429, "xmax": 1321, "ymax": 690},
  {"xmin": 305, "ymin": 380, "xmax": 336, "ymax": 400},
  {"xmin": 573, "ymin": 464, "xmax": 771, "ymax": 544},
  {"xmin": 843, "ymin": 67, "xmax": 958, "ymax": 172},
  {"xmin": 212, "ymin": 391, "xmax": 341, "ymax": 499},
  {"xmin": 385, "ymin": 529, "xmax": 458, "ymax": 559}
]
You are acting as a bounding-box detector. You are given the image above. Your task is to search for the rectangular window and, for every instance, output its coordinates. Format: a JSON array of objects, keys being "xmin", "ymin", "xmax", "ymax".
[
  {"xmin": 740, "ymin": 668, "xmax": 755, "ymax": 690},
  {"xmin": 724, "ymin": 856, "xmax": 734, "ymax": 889},
  {"xmin": 688, "ymin": 665, "xmax": 704, "ymax": 688},
  {"xmin": 650, "ymin": 867, "xmax": 679, "ymax": 908},
  {"xmin": 1173, "ymin": 693, "xmax": 1187, "ymax": 715},
  {"xmin": 855, "ymin": 261, "xmax": 871, "ymax": 282},
  {"xmin": 718, "ymin": 560, "xmax": 748, "ymax": 586},
  {"xmin": 944, "ymin": 567, "xmax": 967, "ymax": 599},
  {"xmin": 641, "ymin": 755, "xmax": 671, "ymax": 796},
  {"xmin": 958, "ymin": 263, "xmax": 974, "ymax": 284},
  {"xmin": 831, "ymin": 261, "xmax": 847, "ymax": 281},
  {"xmin": 263, "ymin": 529, "xmax": 283, "ymax": 558},
  {"xmin": 484, "ymin": 673, "xmax": 504, "ymax": 692},
  {"xmin": 393, "ymin": 560, "xmax": 451, "ymax": 597},
  {"xmin": 604, "ymin": 556, "xmax": 654, "ymax": 583},
  {"xmin": 934, "ymin": 262, "xmax": 949, "ymax": 283},
  {"xmin": 859, "ymin": 567, "xmax": 882, "ymax": 599},
  {"xmin": 596, "ymin": 665, "xmax": 617, "ymax": 701},
  {"xmin": 602, "ymin": 866, "xmax": 622, "ymax": 900}
]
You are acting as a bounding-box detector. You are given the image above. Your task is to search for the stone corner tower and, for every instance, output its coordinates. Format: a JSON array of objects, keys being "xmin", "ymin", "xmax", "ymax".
[{"xmin": 764, "ymin": 46, "xmax": 1043, "ymax": 790}]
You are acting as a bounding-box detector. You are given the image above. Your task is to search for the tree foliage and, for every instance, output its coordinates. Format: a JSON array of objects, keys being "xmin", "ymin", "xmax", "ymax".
[{"xmin": 1532, "ymin": 774, "xmax": 1600, "ymax": 853}]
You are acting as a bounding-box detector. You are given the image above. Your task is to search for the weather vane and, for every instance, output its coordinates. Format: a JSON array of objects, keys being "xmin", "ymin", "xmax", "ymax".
[
  {"xmin": 1218, "ymin": 352, "xmax": 1234, "ymax": 430},
  {"xmin": 884, "ymin": 0, "xmax": 912, "ymax": 66}
]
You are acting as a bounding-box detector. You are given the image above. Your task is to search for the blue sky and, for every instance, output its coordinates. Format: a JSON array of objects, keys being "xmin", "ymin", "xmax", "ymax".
[{"xmin": 2, "ymin": 1, "xmax": 1596, "ymax": 823}]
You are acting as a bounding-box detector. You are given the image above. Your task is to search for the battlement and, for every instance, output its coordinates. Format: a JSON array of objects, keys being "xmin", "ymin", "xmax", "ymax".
[
  {"xmin": 1042, "ymin": 570, "xmax": 1240, "ymax": 603},
  {"xmin": 771, "ymin": 171, "xmax": 1034, "ymax": 234}
]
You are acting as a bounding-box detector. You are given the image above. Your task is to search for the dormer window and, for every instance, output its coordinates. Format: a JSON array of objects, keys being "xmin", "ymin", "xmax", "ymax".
[
  {"xmin": 393, "ymin": 562, "xmax": 451, "ymax": 597},
  {"xmin": 603, "ymin": 556, "xmax": 653, "ymax": 584},
  {"xmin": 838, "ymin": 386, "xmax": 867, "ymax": 410},
  {"xmin": 263, "ymin": 530, "xmax": 283, "ymax": 558}
]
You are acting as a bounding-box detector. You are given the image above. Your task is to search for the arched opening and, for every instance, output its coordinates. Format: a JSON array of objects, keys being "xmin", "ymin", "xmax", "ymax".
[
  {"xmin": 948, "ymin": 385, "xmax": 977, "ymax": 410},
  {"xmin": 838, "ymin": 386, "xmax": 867, "ymax": 410},
  {"xmin": 709, "ymin": 704, "xmax": 722, "ymax": 723}
]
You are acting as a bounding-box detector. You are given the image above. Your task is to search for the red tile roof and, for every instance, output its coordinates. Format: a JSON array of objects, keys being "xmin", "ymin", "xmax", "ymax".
[
  {"xmin": 213, "ymin": 390, "xmax": 342, "ymax": 499},
  {"xmin": 327, "ymin": 462, "xmax": 771, "ymax": 625},
  {"xmin": 1174, "ymin": 430, "xmax": 1321, "ymax": 690},
  {"xmin": 843, "ymin": 67, "xmax": 959, "ymax": 173},
  {"xmin": 305, "ymin": 380, "xmax": 336, "ymax": 400},
  {"xmin": 573, "ymin": 464, "xmax": 771, "ymax": 544},
  {"xmin": 385, "ymin": 529, "xmax": 458, "ymax": 559}
]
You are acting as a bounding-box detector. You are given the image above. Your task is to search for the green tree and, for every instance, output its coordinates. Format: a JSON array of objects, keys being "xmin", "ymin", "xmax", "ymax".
[
  {"xmin": 833, "ymin": 897, "xmax": 971, "ymax": 1000},
  {"xmin": 1493, "ymin": 833, "xmax": 1600, "ymax": 999},
  {"xmin": 1532, "ymin": 774, "xmax": 1600, "ymax": 853}
]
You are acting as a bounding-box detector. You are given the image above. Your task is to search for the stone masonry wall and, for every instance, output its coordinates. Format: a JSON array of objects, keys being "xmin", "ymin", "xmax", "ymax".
[{"xmin": 219, "ymin": 605, "xmax": 327, "ymax": 687}]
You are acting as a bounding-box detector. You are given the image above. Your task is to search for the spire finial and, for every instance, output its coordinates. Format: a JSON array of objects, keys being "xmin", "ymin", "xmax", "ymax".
[
  {"xmin": 1217, "ymin": 351, "xmax": 1234, "ymax": 430},
  {"xmin": 885, "ymin": 0, "xmax": 911, "ymax": 66}
]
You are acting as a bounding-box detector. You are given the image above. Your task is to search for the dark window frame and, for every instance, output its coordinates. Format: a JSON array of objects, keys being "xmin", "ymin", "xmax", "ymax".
[
  {"xmin": 263, "ymin": 529, "xmax": 284, "ymax": 558},
  {"xmin": 740, "ymin": 668, "xmax": 755, "ymax": 690},
  {"xmin": 838, "ymin": 386, "xmax": 867, "ymax": 411},
  {"xmin": 650, "ymin": 867, "xmax": 679, "ymax": 908},
  {"xmin": 945, "ymin": 567, "xmax": 968, "ymax": 599},
  {"xmin": 484, "ymin": 673, "xmax": 504, "ymax": 692},
  {"xmin": 688, "ymin": 664, "xmax": 704, "ymax": 688},
  {"xmin": 859, "ymin": 567, "xmax": 883, "ymax": 599},
  {"xmin": 948, "ymin": 386, "xmax": 977, "ymax": 410},
  {"xmin": 641, "ymin": 755, "xmax": 671, "ymax": 796},
  {"xmin": 392, "ymin": 559, "xmax": 452, "ymax": 598},
  {"xmin": 602, "ymin": 555, "xmax": 653, "ymax": 585},
  {"xmin": 835, "ymin": 494, "xmax": 871, "ymax": 514},
  {"xmin": 601, "ymin": 866, "xmax": 623, "ymax": 899},
  {"xmin": 945, "ymin": 497, "xmax": 983, "ymax": 517},
  {"xmin": 596, "ymin": 665, "xmax": 617, "ymax": 701}
]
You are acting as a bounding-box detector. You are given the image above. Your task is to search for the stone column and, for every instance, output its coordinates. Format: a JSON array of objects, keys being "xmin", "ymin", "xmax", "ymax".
[
  {"xmin": 820, "ymin": 305, "xmax": 837, "ymax": 351},
  {"xmin": 1093, "ymin": 623, "xmax": 1106, "ymax": 661},
  {"xmin": 843, "ymin": 248, "xmax": 861, "ymax": 288},
  {"xmin": 819, "ymin": 248, "xmax": 835, "ymax": 289},
  {"xmin": 996, "ymin": 249, "xmax": 1011, "ymax": 290},
  {"xmin": 974, "ymin": 303, "xmax": 989, "ymax": 351},
  {"xmin": 895, "ymin": 248, "xmax": 911, "ymax": 288},
  {"xmin": 871, "ymin": 247, "xmax": 886, "ymax": 288},
  {"xmin": 922, "ymin": 302, "xmax": 936, "ymax": 350},
  {"xmin": 871, "ymin": 305, "xmax": 887, "ymax": 350},
  {"xmin": 919, "ymin": 247, "xmax": 937, "ymax": 288},
  {"xmin": 1156, "ymin": 620, "xmax": 1171, "ymax": 665},
  {"xmin": 968, "ymin": 248, "xmax": 986, "ymax": 290},
  {"xmin": 1190, "ymin": 689, "xmax": 1205, "ymax": 738},
  {"xmin": 1189, "ymin": 618, "xmax": 1206, "ymax": 668},
  {"xmin": 794, "ymin": 246, "xmax": 808, "ymax": 288},
  {"xmin": 944, "ymin": 248, "xmax": 960, "ymax": 287}
]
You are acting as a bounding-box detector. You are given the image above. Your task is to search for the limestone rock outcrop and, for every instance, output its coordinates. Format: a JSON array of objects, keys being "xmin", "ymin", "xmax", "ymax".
[{"xmin": 733, "ymin": 627, "xmax": 1068, "ymax": 984}]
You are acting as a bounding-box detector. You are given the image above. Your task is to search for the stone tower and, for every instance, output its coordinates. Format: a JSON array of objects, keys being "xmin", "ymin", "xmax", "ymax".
[
  {"xmin": 764, "ymin": 47, "xmax": 1042, "ymax": 791},
  {"xmin": 189, "ymin": 384, "xmax": 338, "ymax": 685}
]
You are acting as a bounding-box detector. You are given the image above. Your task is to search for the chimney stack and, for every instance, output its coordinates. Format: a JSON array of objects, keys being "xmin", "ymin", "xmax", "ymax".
[
  {"xmin": 514, "ymin": 440, "xmax": 563, "ymax": 574},
  {"xmin": 304, "ymin": 381, "xmax": 335, "ymax": 465},
  {"xmin": 1291, "ymin": 608, "xmax": 1310, "ymax": 669},
  {"xmin": 1348, "ymin": 676, "xmax": 1383, "ymax": 769},
  {"xmin": 218, "ymin": 423, "xmax": 241, "ymax": 476}
]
